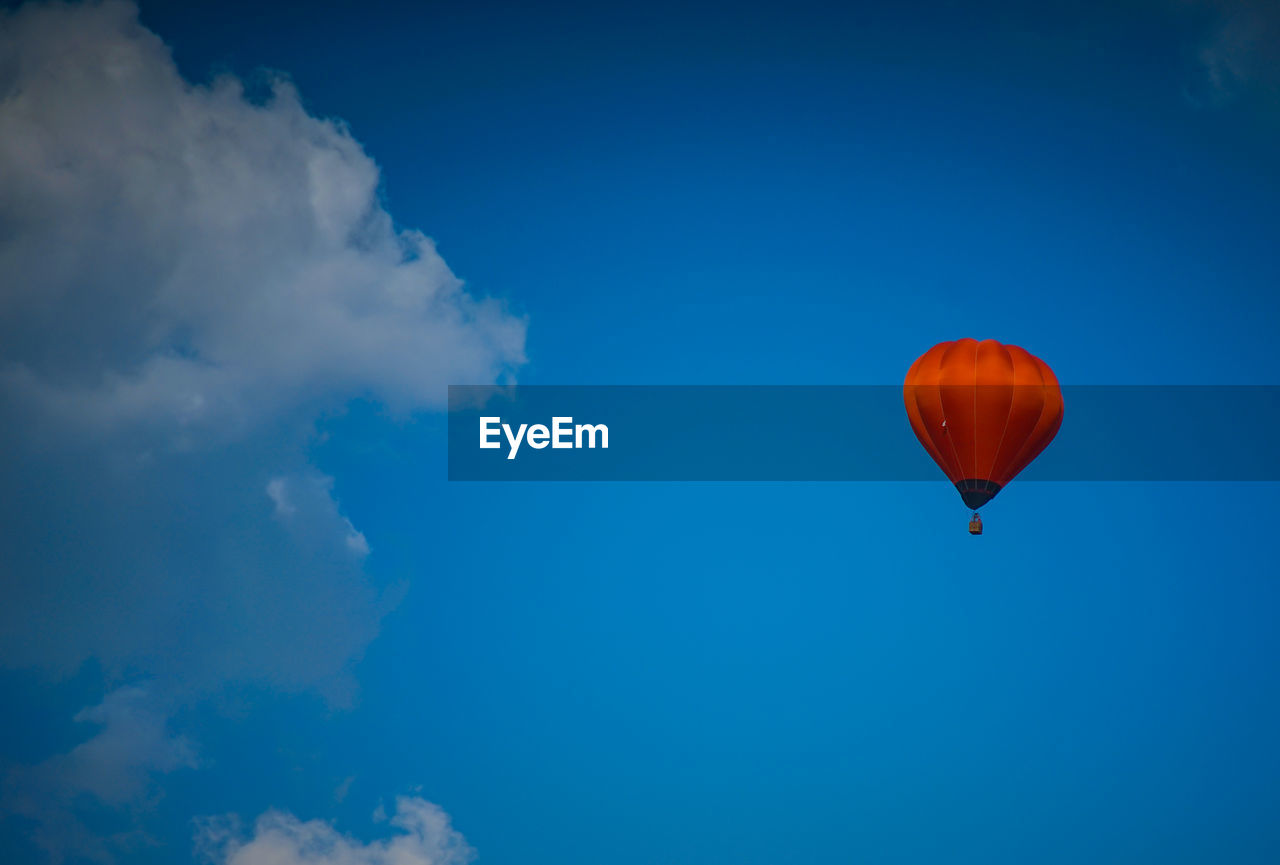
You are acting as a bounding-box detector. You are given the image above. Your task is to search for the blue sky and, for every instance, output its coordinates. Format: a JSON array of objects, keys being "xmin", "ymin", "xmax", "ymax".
[{"xmin": 1, "ymin": 1, "xmax": 1279, "ymax": 864}]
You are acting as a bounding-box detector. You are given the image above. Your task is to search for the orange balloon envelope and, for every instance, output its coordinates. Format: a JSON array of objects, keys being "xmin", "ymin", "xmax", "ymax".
[{"xmin": 904, "ymin": 339, "xmax": 1063, "ymax": 510}]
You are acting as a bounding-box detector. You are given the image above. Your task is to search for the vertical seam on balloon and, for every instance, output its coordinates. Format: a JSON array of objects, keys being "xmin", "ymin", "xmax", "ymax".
[
  {"xmin": 909, "ymin": 383, "xmax": 948, "ymax": 480},
  {"xmin": 904, "ymin": 379, "xmax": 935, "ymax": 475},
  {"xmin": 938, "ymin": 343, "xmax": 967, "ymax": 484},
  {"xmin": 986, "ymin": 342, "xmax": 1017, "ymax": 482},
  {"xmin": 998, "ymin": 356, "xmax": 1051, "ymax": 486},
  {"xmin": 972, "ymin": 343, "xmax": 979, "ymax": 484}
]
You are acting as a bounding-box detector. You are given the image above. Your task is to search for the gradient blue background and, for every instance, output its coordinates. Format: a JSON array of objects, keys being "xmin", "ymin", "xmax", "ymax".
[{"xmin": 4, "ymin": 1, "xmax": 1280, "ymax": 863}]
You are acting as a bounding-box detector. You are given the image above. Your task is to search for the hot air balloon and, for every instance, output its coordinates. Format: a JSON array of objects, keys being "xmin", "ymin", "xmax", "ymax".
[{"xmin": 903, "ymin": 339, "xmax": 1063, "ymax": 534}]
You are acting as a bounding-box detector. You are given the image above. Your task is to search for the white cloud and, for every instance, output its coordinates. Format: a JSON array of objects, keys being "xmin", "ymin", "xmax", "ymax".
[
  {"xmin": 196, "ymin": 798, "xmax": 476, "ymax": 865},
  {"xmin": 3, "ymin": 686, "xmax": 197, "ymax": 864},
  {"xmin": 346, "ymin": 526, "xmax": 373, "ymax": 557},
  {"xmin": 0, "ymin": 0, "xmax": 518, "ymax": 694},
  {"xmin": 0, "ymin": 1, "xmax": 524, "ymax": 857},
  {"xmin": 0, "ymin": 0, "xmax": 525, "ymax": 444},
  {"xmin": 268, "ymin": 472, "xmax": 372, "ymax": 559},
  {"xmin": 1191, "ymin": 0, "xmax": 1280, "ymax": 105},
  {"xmin": 0, "ymin": 439, "xmax": 393, "ymax": 706},
  {"xmin": 42, "ymin": 686, "xmax": 197, "ymax": 806},
  {"xmin": 267, "ymin": 477, "xmax": 298, "ymax": 517}
]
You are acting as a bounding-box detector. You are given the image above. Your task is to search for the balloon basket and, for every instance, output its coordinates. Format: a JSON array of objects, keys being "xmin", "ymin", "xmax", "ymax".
[{"xmin": 968, "ymin": 513, "xmax": 983, "ymax": 535}]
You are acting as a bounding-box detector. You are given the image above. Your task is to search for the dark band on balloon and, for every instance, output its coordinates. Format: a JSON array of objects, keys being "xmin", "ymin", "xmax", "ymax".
[{"xmin": 955, "ymin": 478, "xmax": 1002, "ymax": 509}]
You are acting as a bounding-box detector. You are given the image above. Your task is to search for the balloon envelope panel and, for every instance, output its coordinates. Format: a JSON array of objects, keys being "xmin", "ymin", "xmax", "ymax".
[{"xmin": 904, "ymin": 338, "xmax": 1063, "ymax": 508}]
